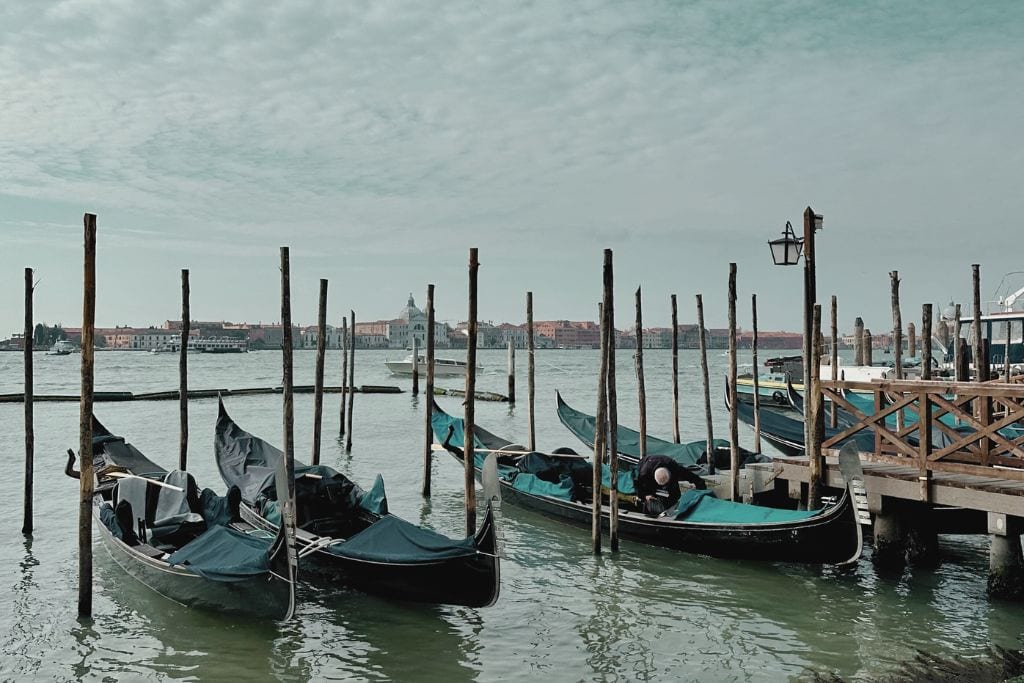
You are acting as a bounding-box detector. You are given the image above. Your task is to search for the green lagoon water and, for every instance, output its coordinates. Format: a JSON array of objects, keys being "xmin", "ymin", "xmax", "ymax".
[{"xmin": 0, "ymin": 348, "xmax": 1020, "ymax": 681}]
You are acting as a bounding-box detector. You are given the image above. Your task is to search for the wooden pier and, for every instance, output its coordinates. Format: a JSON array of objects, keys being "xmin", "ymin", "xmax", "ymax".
[{"xmin": 736, "ymin": 376, "xmax": 1024, "ymax": 599}]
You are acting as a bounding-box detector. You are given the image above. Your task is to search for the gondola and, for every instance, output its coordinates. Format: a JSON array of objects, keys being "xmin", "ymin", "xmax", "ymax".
[
  {"xmin": 214, "ymin": 399, "xmax": 500, "ymax": 607},
  {"xmin": 555, "ymin": 392, "xmax": 769, "ymax": 474},
  {"xmin": 64, "ymin": 418, "xmax": 297, "ymax": 620},
  {"xmin": 727, "ymin": 382, "xmax": 876, "ymax": 457},
  {"xmin": 432, "ymin": 401, "xmax": 867, "ymax": 565}
]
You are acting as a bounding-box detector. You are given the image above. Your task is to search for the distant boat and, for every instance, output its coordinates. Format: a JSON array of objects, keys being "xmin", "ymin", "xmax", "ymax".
[
  {"xmin": 189, "ymin": 338, "xmax": 247, "ymax": 354},
  {"xmin": 385, "ymin": 354, "xmax": 480, "ymax": 377},
  {"xmin": 47, "ymin": 339, "xmax": 78, "ymax": 355},
  {"xmin": 150, "ymin": 342, "xmax": 180, "ymax": 354}
]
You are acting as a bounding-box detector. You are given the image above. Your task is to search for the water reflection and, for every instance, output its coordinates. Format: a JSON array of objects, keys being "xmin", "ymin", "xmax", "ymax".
[{"xmin": 295, "ymin": 586, "xmax": 482, "ymax": 681}]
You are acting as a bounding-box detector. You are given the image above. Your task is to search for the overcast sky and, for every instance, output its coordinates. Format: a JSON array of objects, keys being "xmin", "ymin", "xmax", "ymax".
[{"xmin": 2, "ymin": 1, "xmax": 1023, "ymax": 335}]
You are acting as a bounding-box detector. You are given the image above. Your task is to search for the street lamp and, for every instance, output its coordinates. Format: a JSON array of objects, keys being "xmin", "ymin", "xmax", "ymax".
[
  {"xmin": 768, "ymin": 221, "xmax": 803, "ymax": 266},
  {"xmin": 768, "ymin": 206, "xmax": 824, "ymax": 507}
]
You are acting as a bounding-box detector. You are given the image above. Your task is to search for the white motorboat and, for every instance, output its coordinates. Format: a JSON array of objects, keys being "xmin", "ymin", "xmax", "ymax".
[
  {"xmin": 47, "ymin": 339, "xmax": 78, "ymax": 355},
  {"xmin": 385, "ymin": 354, "xmax": 480, "ymax": 377}
]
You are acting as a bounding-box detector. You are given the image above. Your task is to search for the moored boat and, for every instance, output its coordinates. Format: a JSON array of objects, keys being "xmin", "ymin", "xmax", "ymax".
[
  {"xmin": 64, "ymin": 419, "xmax": 296, "ymax": 620},
  {"xmin": 555, "ymin": 392, "xmax": 768, "ymax": 474},
  {"xmin": 432, "ymin": 401, "xmax": 866, "ymax": 565},
  {"xmin": 214, "ymin": 399, "xmax": 500, "ymax": 607},
  {"xmin": 726, "ymin": 383, "xmax": 875, "ymax": 457}
]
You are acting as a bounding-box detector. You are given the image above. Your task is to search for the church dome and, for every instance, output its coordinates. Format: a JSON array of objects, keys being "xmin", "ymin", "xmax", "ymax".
[{"xmin": 399, "ymin": 294, "xmax": 423, "ymax": 322}]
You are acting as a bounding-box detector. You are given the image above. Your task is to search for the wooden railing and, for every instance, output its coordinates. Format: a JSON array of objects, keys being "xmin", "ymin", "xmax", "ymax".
[{"xmin": 820, "ymin": 379, "xmax": 1024, "ymax": 499}]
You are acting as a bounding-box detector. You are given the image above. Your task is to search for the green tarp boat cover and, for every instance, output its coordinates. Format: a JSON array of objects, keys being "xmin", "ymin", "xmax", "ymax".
[
  {"xmin": 673, "ymin": 489, "xmax": 823, "ymax": 524},
  {"xmin": 328, "ymin": 515, "xmax": 477, "ymax": 563},
  {"xmin": 215, "ymin": 405, "xmax": 386, "ymax": 520},
  {"xmin": 359, "ymin": 474, "xmax": 389, "ymax": 515},
  {"xmin": 556, "ymin": 394, "xmax": 731, "ymax": 468},
  {"xmin": 512, "ymin": 473, "xmax": 574, "ymax": 499},
  {"xmin": 432, "ymin": 405, "xmax": 637, "ymax": 499},
  {"xmin": 166, "ymin": 525, "xmax": 275, "ymax": 582}
]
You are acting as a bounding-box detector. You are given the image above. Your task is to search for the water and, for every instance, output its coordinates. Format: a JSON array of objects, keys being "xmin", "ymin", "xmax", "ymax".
[{"xmin": 0, "ymin": 349, "xmax": 1020, "ymax": 681}]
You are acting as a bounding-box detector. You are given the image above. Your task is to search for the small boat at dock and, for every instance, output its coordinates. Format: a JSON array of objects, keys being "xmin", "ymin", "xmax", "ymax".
[{"xmin": 432, "ymin": 401, "xmax": 866, "ymax": 565}]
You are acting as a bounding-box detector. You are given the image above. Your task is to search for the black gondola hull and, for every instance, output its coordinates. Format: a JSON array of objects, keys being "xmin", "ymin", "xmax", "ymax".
[
  {"xmin": 238, "ymin": 503, "xmax": 500, "ymax": 608},
  {"xmin": 442, "ymin": 450, "xmax": 861, "ymax": 565},
  {"xmin": 94, "ymin": 501, "xmax": 293, "ymax": 619}
]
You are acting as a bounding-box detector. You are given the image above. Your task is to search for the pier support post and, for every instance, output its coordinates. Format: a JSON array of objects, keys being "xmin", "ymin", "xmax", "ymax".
[
  {"xmin": 872, "ymin": 504, "xmax": 908, "ymax": 571},
  {"xmin": 873, "ymin": 499, "xmax": 940, "ymax": 570},
  {"xmin": 988, "ymin": 513, "xmax": 1024, "ymax": 600},
  {"xmin": 904, "ymin": 502, "xmax": 940, "ymax": 568}
]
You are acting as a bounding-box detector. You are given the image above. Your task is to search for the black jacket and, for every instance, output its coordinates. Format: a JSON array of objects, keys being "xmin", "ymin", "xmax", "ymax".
[{"xmin": 634, "ymin": 455, "xmax": 705, "ymax": 507}]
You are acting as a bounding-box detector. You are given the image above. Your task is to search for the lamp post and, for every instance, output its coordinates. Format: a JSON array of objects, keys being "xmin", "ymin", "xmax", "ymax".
[{"xmin": 768, "ymin": 206, "xmax": 824, "ymax": 508}]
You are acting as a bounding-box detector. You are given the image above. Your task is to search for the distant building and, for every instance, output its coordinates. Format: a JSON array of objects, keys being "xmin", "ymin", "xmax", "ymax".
[
  {"xmin": 533, "ymin": 321, "xmax": 602, "ymax": 349},
  {"xmin": 355, "ymin": 295, "xmax": 452, "ymax": 349}
]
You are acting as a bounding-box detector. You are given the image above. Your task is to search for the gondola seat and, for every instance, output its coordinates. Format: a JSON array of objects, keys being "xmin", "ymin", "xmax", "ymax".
[{"xmin": 114, "ymin": 472, "xmax": 207, "ymax": 548}]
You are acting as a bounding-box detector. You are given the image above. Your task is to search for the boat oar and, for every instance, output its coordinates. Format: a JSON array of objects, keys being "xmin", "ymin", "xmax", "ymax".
[
  {"xmin": 430, "ymin": 443, "xmax": 587, "ymax": 460},
  {"xmin": 105, "ymin": 471, "xmax": 184, "ymax": 492}
]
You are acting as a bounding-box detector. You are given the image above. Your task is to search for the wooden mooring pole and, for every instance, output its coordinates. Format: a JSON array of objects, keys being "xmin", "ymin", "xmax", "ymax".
[
  {"xmin": 526, "ymin": 291, "xmax": 536, "ymax": 451},
  {"xmin": 179, "ymin": 269, "xmax": 189, "ymax": 471},
  {"xmin": 422, "ymin": 284, "xmax": 436, "ymax": 497},
  {"xmin": 605, "ymin": 252, "xmax": 619, "ymax": 552},
  {"xmin": 696, "ymin": 294, "xmax": 715, "ymax": 475},
  {"xmin": 973, "ymin": 264, "xmax": 984, "ymax": 381},
  {"xmin": 751, "ymin": 294, "xmax": 762, "ymax": 453},
  {"xmin": 506, "ymin": 340, "xmax": 516, "ymax": 404},
  {"xmin": 411, "ymin": 336, "xmax": 419, "ymax": 396},
  {"xmin": 464, "ymin": 249, "xmax": 480, "ymax": 536},
  {"xmin": 922, "ymin": 304, "xmax": 933, "ymax": 381},
  {"xmin": 727, "ymin": 264, "xmax": 739, "ymax": 501},
  {"xmin": 954, "ymin": 304, "xmax": 967, "ymax": 382},
  {"xmin": 280, "ymin": 247, "xmax": 297, "ymax": 553},
  {"xmin": 671, "ymin": 294, "xmax": 680, "ymax": 444},
  {"xmin": 280, "ymin": 248, "xmax": 296, "ymax": 494},
  {"xmin": 592, "ymin": 300, "xmax": 608, "ymax": 556},
  {"xmin": 1005, "ymin": 316, "xmax": 1013, "ymax": 382},
  {"xmin": 808, "ymin": 303, "xmax": 823, "ymax": 510},
  {"xmin": 312, "ymin": 278, "xmax": 328, "ymax": 465},
  {"xmin": 23, "ymin": 267, "xmax": 34, "ymax": 535},
  {"xmin": 339, "ymin": 317, "xmax": 348, "ymax": 436},
  {"xmin": 635, "ymin": 287, "xmax": 647, "ymax": 462},
  {"xmin": 864, "ymin": 329, "xmax": 873, "ymax": 367},
  {"xmin": 854, "ymin": 316, "xmax": 865, "ymax": 366},
  {"xmin": 78, "ymin": 213, "xmax": 97, "ymax": 619},
  {"xmin": 891, "ymin": 271, "xmax": 903, "ymax": 380},
  {"xmin": 830, "ymin": 295, "xmax": 838, "ymax": 429},
  {"xmin": 345, "ymin": 310, "xmax": 355, "ymax": 452},
  {"xmin": 908, "ymin": 322, "xmax": 916, "ymax": 358}
]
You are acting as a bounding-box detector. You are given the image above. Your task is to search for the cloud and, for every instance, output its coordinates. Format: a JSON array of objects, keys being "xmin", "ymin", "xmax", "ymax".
[{"xmin": 1, "ymin": 1, "xmax": 1023, "ymax": 332}]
